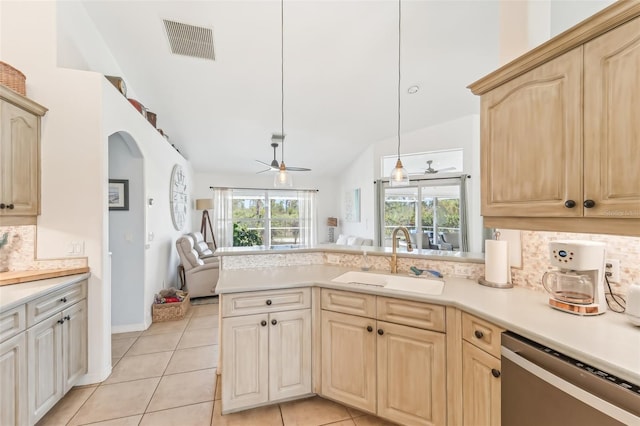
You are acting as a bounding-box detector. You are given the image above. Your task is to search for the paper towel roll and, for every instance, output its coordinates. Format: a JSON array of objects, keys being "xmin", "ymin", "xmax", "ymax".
[{"xmin": 485, "ymin": 240, "xmax": 509, "ymax": 284}]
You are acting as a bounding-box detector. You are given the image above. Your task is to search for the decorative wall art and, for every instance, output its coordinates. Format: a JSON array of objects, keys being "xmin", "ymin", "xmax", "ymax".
[
  {"xmin": 344, "ymin": 188, "xmax": 361, "ymax": 223},
  {"xmin": 108, "ymin": 179, "xmax": 129, "ymax": 211}
]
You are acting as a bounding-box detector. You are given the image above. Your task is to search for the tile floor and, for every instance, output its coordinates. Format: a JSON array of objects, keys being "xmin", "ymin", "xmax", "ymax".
[{"xmin": 36, "ymin": 301, "xmax": 396, "ymax": 426}]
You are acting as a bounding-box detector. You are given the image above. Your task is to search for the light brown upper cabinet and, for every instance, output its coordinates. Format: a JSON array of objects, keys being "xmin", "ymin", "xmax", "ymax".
[
  {"xmin": 0, "ymin": 86, "xmax": 47, "ymax": 226},
  {"xmin": 469, "ymin": 2, "xmax": 640, "ymax": 236}
]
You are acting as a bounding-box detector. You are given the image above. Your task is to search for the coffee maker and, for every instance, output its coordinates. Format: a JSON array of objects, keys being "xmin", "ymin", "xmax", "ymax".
[{"xmin": 542, "ymin": 240, "xmax": 607, "ymax": 316}]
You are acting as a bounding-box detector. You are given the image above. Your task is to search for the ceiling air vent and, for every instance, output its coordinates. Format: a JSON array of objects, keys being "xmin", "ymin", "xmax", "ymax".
[{"xmin": 163, "ymin": 19, "xmax": 215, "ymax": 61}]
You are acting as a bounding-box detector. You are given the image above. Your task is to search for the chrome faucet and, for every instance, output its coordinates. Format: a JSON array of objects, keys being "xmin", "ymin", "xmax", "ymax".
[{"xmin": 390, "ymin": 226, "xmax": 413, "ymax": 273}]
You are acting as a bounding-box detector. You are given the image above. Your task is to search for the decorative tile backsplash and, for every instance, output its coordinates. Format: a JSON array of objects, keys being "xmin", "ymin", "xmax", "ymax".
[
  {"xmin": 0, "ymin": 225, "xmax": 87, "ymax": 272},
  {"xmin": 513, "ymin": 231, "xmax": 639, "ymax": 297}
]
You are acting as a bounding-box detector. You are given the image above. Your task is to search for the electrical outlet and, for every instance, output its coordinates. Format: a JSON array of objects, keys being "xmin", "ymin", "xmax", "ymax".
[
  {"xmin": 605, "ymin": 259, "xmax": 621, "ymax": 283},
  {"xmin": 454, "ymin": 264, "xmax": 472, "ymax": 277}
]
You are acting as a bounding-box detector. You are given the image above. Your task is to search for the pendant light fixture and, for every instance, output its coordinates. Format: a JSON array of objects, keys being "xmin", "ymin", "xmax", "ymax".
[
  {"xmin": 274, "ymin": 0, "xmax": 293, "ymax": 188},
  {"xmin": 389, "ymin": 0, "xmax": 409, "ymax": 187}
]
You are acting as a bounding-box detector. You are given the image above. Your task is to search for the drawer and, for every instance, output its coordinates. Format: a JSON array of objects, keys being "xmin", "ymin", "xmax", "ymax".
[
  {"xmin": 321, "ymin": 289, "xmax": 376, "ymax": 318},
  {"xmin": 0, "ymin": 305, "xmax": 26, "ymax": 343},
  {"xmin": 222, "ymin": 287, "xmax": 310, "ymax": 317},
  {"xmin": 377, "ymin": 297, "xmax": 445, "ymax": 332},
  {"xmin": 462, "ymin": 312, "xmax": 503, "ymax": 358},
  {"xmin": 27, "ymin": 281, "xmax": 86, "ymax": 327}
]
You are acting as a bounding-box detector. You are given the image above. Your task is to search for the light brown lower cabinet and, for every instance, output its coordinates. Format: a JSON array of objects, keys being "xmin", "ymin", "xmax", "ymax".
[
  {"xmin": 321, "ymin": 306, "xmax": 446, "ymax": 426},
  {"xmin": 462, "ymin": 340, "xmax": 501, "ymax": 426}
]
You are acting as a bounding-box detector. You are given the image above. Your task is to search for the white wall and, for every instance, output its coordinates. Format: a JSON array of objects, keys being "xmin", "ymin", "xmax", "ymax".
[
  {"xmin": 191, "ymin": 172, "xmax": 340, "ymax": 245},
  {"xmin": 550, "ymin": 0, "xmax": 616, "ymax": 37}
]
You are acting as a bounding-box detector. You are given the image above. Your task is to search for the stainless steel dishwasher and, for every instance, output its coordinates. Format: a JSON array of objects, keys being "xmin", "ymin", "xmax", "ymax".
[{"xmin": 501, "ymin": 332, "xmax": 640, "ymax": 426}]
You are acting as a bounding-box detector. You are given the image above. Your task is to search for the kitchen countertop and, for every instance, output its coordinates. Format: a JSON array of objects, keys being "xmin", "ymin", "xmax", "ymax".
[
  {"xmin": 0, "ymin": 267, "xmax": 91, "ymax": 286},
  {"xmin": 215, "ymin": 244, "xmax": 485, "ymax": 264},
  {"xmin": 216, "ymin": 264, "xmax": 640, "ymax": 385},
  {"xmin": 0, "ymin": 272, "xmax": 91, "ymax": 313}
]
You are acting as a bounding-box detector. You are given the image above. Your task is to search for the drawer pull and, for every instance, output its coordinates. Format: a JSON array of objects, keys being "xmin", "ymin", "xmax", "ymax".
[
  {"xmin": 260, "ymin": 320, "xmax": 267, "ymax": 327},
  {"xmin": 60, "ymin": 297, "xmax": 68, "ymax": 303},
  {"xmin": 57, "ymin": 318, "xmax": 65, "ymax": 325},
  {"xmin": 491, "ymin": 369, "xmax": 501, "ymax": 378},
  {"xmin": 266, "ymin": 299, "xmax": 272, "ymax": 306},
  {"xmin": 367, "ymin": 326, "xmax": 373, "ymax": 333},
  {"xmin": 271, "ymin": 319, "xmax": 278, "ymax": 325},
  {"xmin": 64, "ymin": 315, "xmax": 71, "ymax": 321},
  {"xmin": 474, "ymin": 330, "xmax": 484, "ymax": 339},
  {"xmin": 377, "ymin": 329, "xmax": 384, "ymax": 336}
]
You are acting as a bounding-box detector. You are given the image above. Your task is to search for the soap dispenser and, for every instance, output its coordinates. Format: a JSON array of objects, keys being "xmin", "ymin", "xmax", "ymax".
[{"xmin": 361, "ymin": 250, "xmax": 371, "ymax": 271}]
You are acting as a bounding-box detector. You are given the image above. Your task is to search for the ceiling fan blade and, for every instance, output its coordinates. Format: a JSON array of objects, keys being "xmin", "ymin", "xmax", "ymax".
[
  {"xmin": 256, "ymin": 168, "xmax": 272, "ymax": 174},
  {"xmin": 286, "ymin": 166, "xmax": 312, "ymax": 172},
  {"xmin": 255, "ymin": 159, "xmax": 276, "ymax": 168}
]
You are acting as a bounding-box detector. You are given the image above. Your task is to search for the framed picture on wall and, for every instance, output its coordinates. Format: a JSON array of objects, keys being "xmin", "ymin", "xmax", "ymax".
[{"xmin": 109, "ymin": 179, "xmax": 129, "ymax": 211}]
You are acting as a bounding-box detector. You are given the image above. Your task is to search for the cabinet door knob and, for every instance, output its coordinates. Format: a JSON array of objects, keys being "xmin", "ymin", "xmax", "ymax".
[
  {"xmin": 260, "ymin": 320, "xmax": 267, "ymax": 327},
  {"xmin": 367, "ymin": 326, "xmax": 373, "ymax": 332},
  {"xmin": 474, "ymin": 330, "xmax": 484, "ymax": 339},
  {"xmin": 7, "ymin": 204, "xmax": 14, "ymax": 210},
  {"xmin": 377, "ymin": 329, "xmax": 384, "ymax": 335},
  {"xmin": 583, "ymin": 199, "xmax": 596, "ymax": 208},
  {"xmin": 64, "ymin": 315, "xmax": 71, "ymax": 321},
  {"xmin": 564, "ymin": 200, "xmax": 576, "ymax": 208},
  {"xmin": 60, "ymin": 297, "xmax": 68, "ymax": 303},
  {"xmin": 0, "ymin": 203, "xmax": 5, "ymax": 209},
  {"xmin": 265, "ymin": 299, "xmax": 272, "ymax": 306},
  {"xmin": 271, "ymin": 319, "xmax": 277, "ymax": 325},
  {"xmin": 57, "ymin": 319, "xmax": 65, "ymax": 324},
  {"xmin": 491, "ymin": 369, "xmax": 501, "ymax": 378}
]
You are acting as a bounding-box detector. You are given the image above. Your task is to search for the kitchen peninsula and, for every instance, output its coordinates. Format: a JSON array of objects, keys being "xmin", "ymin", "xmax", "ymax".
[{"xmin": 215, "ymin": 245, "xmax": 640, "ymax": 425}]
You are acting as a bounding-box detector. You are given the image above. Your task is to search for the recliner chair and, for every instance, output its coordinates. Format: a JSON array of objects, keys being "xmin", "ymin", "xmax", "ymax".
[
  {"xmin": 188, "ymin": 232, "xmax": 218, "ymax": 264},
  {"xmin": 175, "ymin": 235, "xmax": 219, "ymax": 298}
]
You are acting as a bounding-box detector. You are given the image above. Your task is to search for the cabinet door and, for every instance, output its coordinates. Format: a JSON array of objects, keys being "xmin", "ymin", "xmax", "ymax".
[
  {"xmin": 480, "ymin": 47, "xmax": 582, "ymax": 217},
  {"xmin": 0, "ymin": 333, "xmax": 28, "ymax": 426},
  {"xmin": 27, "ymin": 313, "xmax": 64, "ymax": 424},
  {"xmin": 63, "ymin": 301, "xmax": 87, "ymax": 393},
  {"xmin": 462, "ymin": 341, "xmax": 501, "ymax": 426},
  {"xmin": 0, "ymin": 99, "xmax": 39, "ymax": 216},
  {"xmin": 221, "ymin": 313, "xmax": 269, "ymax": 413},
  {"xmin": 268, "ymin": 309, "xmax": 311, "ymax": 401},
  {"xmin": 584, "ymin": 16, "xmax": 640, "ymax": 218},
  {"xmin": 377, "ymin": 321, "xmax": 446, "ymax": 426},
  {"xmin": 321, "ymin": 310, "xmax": 376, "ymax": 413}
]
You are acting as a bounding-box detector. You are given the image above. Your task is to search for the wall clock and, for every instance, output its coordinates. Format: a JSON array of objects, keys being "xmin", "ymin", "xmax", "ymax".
[{"xmin": 170, "ymin": 164, "xmax": 188, "ymax": 231}]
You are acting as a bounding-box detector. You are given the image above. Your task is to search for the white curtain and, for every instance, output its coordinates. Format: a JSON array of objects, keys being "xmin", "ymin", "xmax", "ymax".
[
  {"xmin": 212, "ymin": 188, "xmax": 233, "ymax": 247},
  {"xmin": 297, "ymin": 190, "xmax": 317, "ymax": 245}
]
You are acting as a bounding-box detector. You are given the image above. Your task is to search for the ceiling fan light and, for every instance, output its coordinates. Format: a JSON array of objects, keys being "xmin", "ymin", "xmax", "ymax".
[
  {"xmin": 274, "ymin": 163, "xmax": 293, "ymax": 187},
  {"xmin": 390, "ymin": 158, "xmax": 409, "ymax": 186}
]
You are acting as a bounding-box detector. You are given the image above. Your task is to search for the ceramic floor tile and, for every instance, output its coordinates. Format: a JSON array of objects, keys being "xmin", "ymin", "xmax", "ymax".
[
  {"xmin": 186, "ymin": 315, "xmax": 218, "ymax": 331},
  {"xmin": 36, "ymin": 386, "xmax": 97, "ymax": 426},
  {"xmin": 347, "ymin": 407, "xmax": 367, "ymax": 418},
  {"xmin": 211, "ymin": 400, "xmax": 283, "ymax": 426},
  {"xmin": 177, "ymin": 327, "xmax": 218, "ymax": 349},
  {"xmin": 81, "ymin": 415, "xmax": 143, "ymax": 426},
  {"xmin": 104, "ymin": 351, "xmax": 173, "ymax": 384},
  {"xmin": 68, "ymin": 377, "xmax": 160, "ymax": 426},
  {"xmin": 143, "ymin": 318, "xmax": 189, "ymax": 336},
  {"xmin": 192, "ymin": 303, "xmax": 219, "ymax": 317},
  {"xmin": 140, "ymin": 401, "xmax": 213, "ymax": 426},
  {"xmin": 325, "ymin": 420, "xmax": 356, "ymax": 426},
  {"xmin": 111, "ymin": 337, "xmax": 137, "ymax": 358},
  {"xmin": 352, "ymin": 415, "xmax": 398, "ymax": 426},
  {"xmin": 112, "ymin": 331, "xmax": 143, "ymax": 340},
  {"xmin": 280, "ymin": 396, "xmax": 350, "ymax": 426},
  {"xmin": 112, "ymin": 357, "xmax": 121, "ymax": 368},
  {"xmin": 164, "ymin": 344, "xmax": 217, "ymax": 375},
  {"xmin": 126, "ymin": 333, "xmax": 181, "ymax": 356},
  {"xmin": 147, "ymin": 368, "xmax": 216, "ymax": 412}
]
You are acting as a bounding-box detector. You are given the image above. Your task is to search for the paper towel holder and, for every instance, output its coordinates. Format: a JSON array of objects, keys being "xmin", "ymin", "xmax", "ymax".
[{"xmin": 478, "ymin": 231, "xmax": 513, "ymax": 289}]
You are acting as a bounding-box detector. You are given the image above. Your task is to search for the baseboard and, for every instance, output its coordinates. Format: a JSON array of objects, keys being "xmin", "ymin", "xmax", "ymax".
[
  {"xmin": 75, "ymin": 365, "xmax": 112, "ymax": 386},
  {"xmin": 111, "ymin": 322, "xmax": 147, "ymax": 333}
]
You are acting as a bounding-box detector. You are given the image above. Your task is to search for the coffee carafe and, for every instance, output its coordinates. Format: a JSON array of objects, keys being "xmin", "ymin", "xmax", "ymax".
[{"xmin": 542, "ymin": 240, "xmax": 606, "ymax": 316}]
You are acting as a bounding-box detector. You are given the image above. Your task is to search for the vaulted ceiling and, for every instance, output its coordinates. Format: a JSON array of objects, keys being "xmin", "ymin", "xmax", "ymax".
[{"xmin": 81, "ymin": 1, "xmax": 503, "ymax": 177}]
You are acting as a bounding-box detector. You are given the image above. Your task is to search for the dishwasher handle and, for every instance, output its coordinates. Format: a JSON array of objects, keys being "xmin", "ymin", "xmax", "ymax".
[{"xmin": 502, "ymin": 347, "xmax": 639, "ymax": 425}]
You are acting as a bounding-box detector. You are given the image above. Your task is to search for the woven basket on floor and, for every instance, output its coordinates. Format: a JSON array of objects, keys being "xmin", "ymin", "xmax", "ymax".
[
  {"xmin": 152, "ymin": 293, "xmax": 190, "ymax": 322},
  {"xmin": 0, "ymin": 62, "xmax": 26, "ymax": 96}
]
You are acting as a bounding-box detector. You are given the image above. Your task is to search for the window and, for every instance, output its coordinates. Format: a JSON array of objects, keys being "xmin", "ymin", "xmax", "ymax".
[
  {"xmin": 376, "ymin": 176, "xmax": 469, "ymax": 251},
  {"xmin": 212, "ymin": 188, "xmax": 317, "ymax": 248}
]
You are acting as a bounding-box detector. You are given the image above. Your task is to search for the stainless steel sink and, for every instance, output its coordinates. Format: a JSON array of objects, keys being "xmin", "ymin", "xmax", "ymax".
[{"xmin": 331, "ymin": 271, "xmax": 444, "ymax": 295}]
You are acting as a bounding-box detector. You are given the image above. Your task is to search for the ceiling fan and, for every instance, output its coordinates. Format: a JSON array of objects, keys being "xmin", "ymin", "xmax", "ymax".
[
  {"xmin": 255, "ymin": 134, "xmax": 311, "ymax": 174},
  {"xmin": 424, "ymin": 160, "xmax": 456, "ymax": 174}
]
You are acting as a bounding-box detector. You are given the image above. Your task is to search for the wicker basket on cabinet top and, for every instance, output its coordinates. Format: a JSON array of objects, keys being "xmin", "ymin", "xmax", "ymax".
[{"xmin": 0, "ymin": 62, "xmax": 26, "ymax": 96}]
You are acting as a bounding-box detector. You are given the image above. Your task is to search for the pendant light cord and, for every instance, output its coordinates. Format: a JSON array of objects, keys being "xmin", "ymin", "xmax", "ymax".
[
  {"xmin": 397, "ymin": 0, "xmax": 401, "ymax": 160},
  {"xmin": 280, "ymin": 0, "xmax": 285, "ymax": 164}
]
